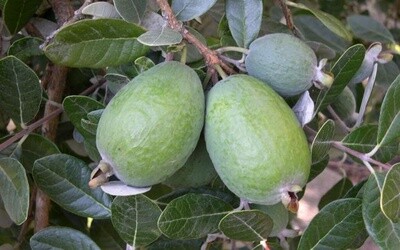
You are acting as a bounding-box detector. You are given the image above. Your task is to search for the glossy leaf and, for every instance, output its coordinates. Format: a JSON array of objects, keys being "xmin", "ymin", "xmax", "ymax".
[
  {"xmin": 137, "ymin": 26, "xmax": 183, "ymax": 46},
  {"xmin": 314, "ymin": 44, "xmax": 365, "ymax": 114},
  {"xmin": 0, "ymin": 56, "xmax": 42, "ymax": 125},
  {"xmin": 111, "ymin": 195, "xmax": 162, "ymax": 247},
  {"xmin": 171, "ymin": 0, "xmax": 218, "ymax": 21},
  {"xmin": 381, "ymin": 163, "xmax": 400, "ymax": 222},
  {"xmin": 286, "ymin": 1, "xmax": 352, "ymax": 41},
  {"xmin": 377, "ymin": 74, "xmax": 400, "ymax": 146},
  {"xmin": 30, "ymin": 226, "xmax": 101, "ymax": 250},
  {"xmin": 298, "ymin": 198, "xmax": 368, "ymax": 250},
  {"xmin": 347, "ymin": 15, "xmax": 395, "ymax": 43},
  {"xmin": 158, "ymin": 193, "xmax": 233, "ymax": 239},
  {"xmin": 225, "ymin": 0, "xmax": 262, "ymax": 48},
  {"xmin": 363, "ymin": 174, "xmax": 400, "ymax": 249},
  {"xmin": 319, "ymin": 178, "xmax": 353, "ymax": 209},
  {"xmin": 8, "ymin": 37, "xmax": 44, "ymax": 62},
  {"xmin": 90, "ymin": 220, "xmax": 125, "ymax": 250},
  {"xmin": 114, "ymin": 0, "xmax": 147, "ymax": 24},
  {"xmin": 0, "ymin": 157, "xmax": 29, "ymax": 225},
  {"xmin": 311, "ymin": 119, "xmax": 335, "ymax": 163},
  {"xmin": 33, "ymin": 154, "xmax": 112, "ymax": 219},
  {"xmin": 82, "ymin": 2, "xmax": 120, "ymax": 19},
  {"xmin": 3, "ymin": 0, "xmax": 42, "ymax": 35},
  {"xmin": 219, "ymin": 210, "xmax": 272, "ymax": 242},
  {"xmin": 44, "ymin": 19, "xmax": 149, "ymax": 68}
]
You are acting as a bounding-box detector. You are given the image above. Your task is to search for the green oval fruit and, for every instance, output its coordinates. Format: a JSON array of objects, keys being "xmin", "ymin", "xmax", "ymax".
[
  {"xmin": 205, "ymin": 74, "xmax": 311, "ymax": 205},
  {"xmin": 96, "ymin": 61, "xmax": 204, "ymax": 187},
  {"xmin": 163, "ymin": 135, "xmax": 218, "ymax": 188},
  {"xmin": 245, "ymin": 33, "xmax": 326, "ymax": 97}
]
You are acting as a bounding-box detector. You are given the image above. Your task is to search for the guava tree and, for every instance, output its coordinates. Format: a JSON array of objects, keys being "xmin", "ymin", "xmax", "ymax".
[{"xmin": 0, "ymin": 0, "xmax": 400, "ymax": 249}]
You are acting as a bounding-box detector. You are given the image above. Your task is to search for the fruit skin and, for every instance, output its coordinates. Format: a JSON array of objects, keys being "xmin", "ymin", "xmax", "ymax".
[
  {"xmin": 245, "ymin": 33, "xmax": 317, "ymax": 97},
  {"xmin": 205, "ymin": 74, "xmax": 311, "ymax": 205},
  {"xmin": 96, "ymin": 61, "xmax": 204, "ymax": 187}
]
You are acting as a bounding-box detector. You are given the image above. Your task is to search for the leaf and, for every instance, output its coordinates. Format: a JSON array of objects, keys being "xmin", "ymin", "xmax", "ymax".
[
  {"xmin": 137, "ymin": 26, "xmax": 183, "ymax": 46},
  {"xmin": 158, "ymin": 193, "xmax": 233, "ymax": 239},
  {"xmin": 0, "ymin": 157, "xmax": 29, "ymax": 225},
  {"xmin": 381, "ymin": 163, "xmax": 400, "ymax": 222},
  {"xmin": 311, "ymin": 119, "xmax": 335, "ymax": 164},
  {"xmin": 171, "ymin": 0, "xmax": 218, "ymax": 21},
  {"xmin": 286, "ymin": 1, "xmax": 352, "ymax": 41},
  {"xmin": 363, "ymin": 174, "xmax": 400, "ymax": 249},
  {"xmin": 218, "ymin": 210, "xmax": 272, "ymax": 242},
  {"xmin": 251, "ymin": 203, "xmax": 289, "ymax": 237},
  {"xmin": 134, "ymin": 56, "xmax": 155, "ymax": 72},
  {"xmin": 44, "ymin": 19, "xmax": 149, "ymax": 68},
  {"xmin": 377, "ymin": 61, "xmax": 400, "ymax": 87},
  {"xmin": 111, "ymin": 195, "xmax": 162, "ymax": 247},
  {"xmin": 90, "ymin": 220, "xmax": 125, "ymax": 250},
  {"xmin": 8, "ymin": 37, "xmax": 44, "ymax": 62},
  {"xmin": 0, "ymin": 56, "xmax": 42, "ymax": 125},
  {"xmin": 147, "ymin": 236, "xmax": 203, "ymax": 250},
  {"xmin": 377, "ymin": 74, "xmax": 400, "ymax": 147},
  {"xmin": 114, "ymin": 0, "xmax": 147, "ymax": 24},
  {"xmin": 3, "ymin": 0, "xmax": 42, "ymax": 35},
  {"xmin": 319, "ymin": 178, "xmax": 353, "ymax": 209},
  {"xmin": 20, "ymin": 133, "xmax": 60, "ymax": 172},
  {"xmin": 308, "ymin": 155, "xmax": 329, "ymax": 182},
  {"xmin": 347, "ymin": 15, "xmax": 395, "ymax": 43},
  {"xmin": 100, "ymin": 181, "xmax": 151, "ymax": 196},
  {"xmin": 314, "ymin": 44, "xmax": 365, "ymax": 114},
  {"xmin": 298, "ymin": 198, "xmax": 368, "ymax": 250},
  {"xmin": 30, "ymin": 226, "xmax": 101, "ymax": 250},
  {"xmin": 82, "ymin": 2, "xmax": 120, "ymax": 19},
  {"xmin": 81, "ymin": 109, "xmax": 104, "ymax": 136},
  {"xmin": 32, "ymin": 154, "xmax": 112, "ymax": 219},
  {"xmin": 225, "ymin": 0, "xmax": 262, "ymax": 48}
]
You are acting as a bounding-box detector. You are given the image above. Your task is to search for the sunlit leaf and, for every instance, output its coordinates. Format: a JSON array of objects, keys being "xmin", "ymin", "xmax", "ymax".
[{"xmin": 381, "ymin": 164, "xmax": 400, "ymax": 222}]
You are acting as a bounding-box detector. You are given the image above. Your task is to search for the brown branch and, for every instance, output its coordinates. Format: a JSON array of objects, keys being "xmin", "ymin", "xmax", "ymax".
[{"xmin": 275, "ymin": 0, "xmax": 300, "ymax": 37}]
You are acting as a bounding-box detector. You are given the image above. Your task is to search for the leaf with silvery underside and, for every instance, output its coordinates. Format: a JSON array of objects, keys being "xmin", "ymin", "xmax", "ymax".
[
  {"xmin": 311, "ymin": 119, "xmax": 335, "ymax": 164},
  {"xmin": 114, "ymin": 0, "xmax": 147, "ymax": 24},
  {"xmin": 82, "ymin": 2, "xmax": 120, "ymax": 19},
  {"xmin": 172, "ymin": 0, "xmax": 218, "ymax": 21},
  {"xmin": 3, "ymin": 0, "xmax": 42, "ymax": 35},
  {"xmin": 347, "ymin": 15, "xmax": 395, "ymax": 43},
  {"xmin": 137, "ymin": 26, "xmax": 183, "ymax": 46},
  {"xmin": 314, "ymin": 44, "xmax": 365, "ymax": 115},
  {"xmin": 381, "ymin": 163, "xmax": 400, "ymax": 223}
]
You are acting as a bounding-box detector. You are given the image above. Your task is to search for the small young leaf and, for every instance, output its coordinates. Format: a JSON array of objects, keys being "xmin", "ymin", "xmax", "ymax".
[
  {"xmin": 172, "ymin": 0, "xmax": 218, "ymax": 21},
  {"xmin": 8, "ymin": 37, "xmax": 44, "ymax": 62},
  {"xmin": 82, "ymin": 2, "xmax": 120, "ymax": 19},
  {"xmin": 114, "ymin": 0, "xmax": 147, "ymax": 24},
  {"xmin": 298, "ymin": 198, "xmax": 368, "ymax": 250},
  {"xmin": 0, "ymin": 157, "xmax": 29, "ymax": 225},
  {"xmin": 137, "ymin": 26, "xmax": 183, "ymax": 46},
  {"xmin": 3, "ymin": 0, "xmax": 42, "ymax": 35},
  {"xmin": 225, "ymin": 0, "xmax": 262, "ymax": 48},
  {"xmin": 33, "ymin": 154, "xmax": 112, "ymax": 219},
  {"xmin": 219, "ymin": 210, "xmax": 272, "ymax": 242},
  {"xmin": 319, "ymin": 177, "xmax": 353, "ymax": 209},
  {"xmin": 158, "ymin": 193, "xmax": 233, "ymax": 239},
  {"xmin": 377, "ymin": 74, "xmax": 400, "ymax": 147},
  {"xmin": 381, "ymin": 163, "xmax": 400, "ymax": 222},
  {"xmin": 0, "ymin": 56, "xmax": 42, "ymax": 125},
  {"xmin": 111, "ymin": 195, "xmax": 162, "ymax": 247},
  {"xmin": 251, "ymin": 203, "xmax": 289, "ymax": 237},
  {"xmin": 44, "ymin": 19, "xmax": 149, "ymax": 68},
  {"xmin": 30, "ymin": 226, "xmax": 101, "ymax": 250},
  {"xmin": 347, "ymin": 15, "xmax": 395, "ymax": 43},
  {"xmin": 311, "ymin": 119, "xmax": 335, "ymax": 164},
  {"xmin": 90, "ymin": 220, "xmax": 125, "ymax": 250},
  {"xmin": 363, "ymin": 174, "xmax": 400, "ymax": 249}
]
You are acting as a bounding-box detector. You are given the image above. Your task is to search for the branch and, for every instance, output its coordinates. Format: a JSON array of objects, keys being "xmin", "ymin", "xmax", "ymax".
[{"xmin": 275, "ymin": 0, "xmax": 300, "ymax": 37}]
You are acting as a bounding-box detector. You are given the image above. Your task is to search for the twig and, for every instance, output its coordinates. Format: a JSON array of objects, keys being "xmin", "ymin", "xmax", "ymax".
[
  {"xmin": 327, "ymin": 105, "xmax": 350, "ymax": 132},
  {"xmin": 276, "ymin": 0, "xmax": 299, "ymax": 37}
]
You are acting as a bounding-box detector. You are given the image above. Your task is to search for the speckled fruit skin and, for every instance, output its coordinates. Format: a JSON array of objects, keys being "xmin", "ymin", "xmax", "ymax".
[
  {"xmin": 205, "ymin": 74, "xmax": 311, "ymax": 205},
  {"xmin": 96, "ymin": 61, "xmax": 204, "ymax": 187},
  {"xmin": 245, "ymin": 33, "xmax": 317, "ymax": 97}
]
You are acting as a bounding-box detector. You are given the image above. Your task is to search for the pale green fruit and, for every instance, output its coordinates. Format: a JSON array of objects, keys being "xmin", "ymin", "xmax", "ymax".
[
  {"xmin": 205, "ymin": 74, "xmax": 311, "ymax": 205},
  {"xmin": 96, "ymin": 61, "xmax": 204, "ymax": 187},
  {"xmin": 245, "ymin": 33, "xmax": 330, "ymax": 97},
  {"xmin": 163, "ymin": 135, "xmax": 218, "ymax": 188}
]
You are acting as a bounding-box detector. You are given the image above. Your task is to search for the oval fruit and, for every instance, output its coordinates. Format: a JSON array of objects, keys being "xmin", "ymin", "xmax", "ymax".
[
  {"xmin": 205, "ymin": 74, "xmax": 311, "ymax": 205},
  {"xmin": 96, "ymin": 61, "xmax": 204, "ymax": 187},
  {"xmin": 245, "ymin": 33, "xmax": 327, "ymax": 97}
]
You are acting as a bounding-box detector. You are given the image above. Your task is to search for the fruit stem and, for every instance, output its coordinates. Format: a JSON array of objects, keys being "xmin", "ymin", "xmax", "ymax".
[
  {"xmin": 88, "ymin": 160, "xmax": 113, "ymax": 188},
  {"xmin": 215, "ymin": 46, "xmax": 250, "ymax": 55},
  {"xmin": 180, "ymin": 45, "xmax": 188, "ymax": 64},
  {"xmin": 214, "ymin": 64, "xmax": 228, "ymax": 79}
]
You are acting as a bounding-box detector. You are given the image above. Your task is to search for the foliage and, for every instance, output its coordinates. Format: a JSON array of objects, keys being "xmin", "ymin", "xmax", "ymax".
[{"xmin": 0, "ymin": 0, "xmax": 399, "ymax": 249}]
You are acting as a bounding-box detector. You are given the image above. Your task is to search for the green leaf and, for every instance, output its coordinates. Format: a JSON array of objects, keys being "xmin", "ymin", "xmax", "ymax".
[
  {"xmin": 311, "ymin": 119, "xmax": 335, "ymax": 163},
  {"xmin": 176, "ymin": 27, "xmax": 206, "ymax": 63},
  {"xmin": 172, "ymin": 0, "xmax": 218, "ymax": 21},
  {"xmin": 32, "ymin": 154, "xmax": 112, "ymax": 219},
  {"xmin": 114, "ymin": 0, "xmax": 147, "ymax": 24},
  {"xmin": 30, "ymin": 226, "xmax": 101, "ymax": 250},
  {"xmin": 308, "ymin": 155, "xmax": 329, "ymax": 182},
  {"xmin": 0, "ymin": 56, "xmax": 42, "ymax": 125},
  {"xmin": 218, "ymin": 210, "xmax": 272, "ymax": 242},
  {"xmin": 251, "ymin": 203, "xmax": 289, "ymax": 237},
  {"xmin": 225, "ymin": 0, "xmax": 262, "ymax": 48},
  {"xmin": 44, "ymin": 19, "xmax": 149, "ymax": 68},
  {"xmin": 90, "ymin": 220, "xmax": 125, "ymax": 250},
  {"xmin": 377, "ymin": 61, "xmax": 400, "ymax": 87},
  {"xmin": 147, "ymin": 236, "xmax": 203, "ymax": 250},
  {"xmin": 298, "ymin": 198, "xmax": 368, "ymax": 250},
  {"xmin": 381, "ymin": 163, "xmax": 400, "ymax": 222},
  {"xmin": 63, "ymin": 96, "xmax": 105, "ymax": 139},
  {"xmin": 134, "ymin": 56, "xmax": 155, "ymax": 72},
  {"xmin": 314, "ymin": 44, "xmax": 365, "ymax": 114},
  {"xmin": 20, "ymin": 133, "xmax": 60, "ymax": 172},
  {"xmin": 137, "ymin": 26, "xmax": 183, "ymax": 46},
  {"xmin": 319, "ymin": 178, "xmax": 353, "ymax": 209},
  {"xmin": 347, "ymin": 15, "xmax": 395, "ymax": 43},
  {"xmin": 81, "ymin": 2, "xmax": 120, "ymax": 19},
  {"xmin": 158, "ymin": 193, "xmax": 233, "ymax": 239},
  {"xmin": 3, "ymin": 0, "xmax": 42, "ymax": 35},
  {"xmin": 363, "ymin": 174, "xmax": 400, "ymax": 249},
  {"xmin": 81, "ymin": 109, "xmax": 103, "ymax": 135},
  {"xmin": 286, "ymin": 1, "xmax": 352, "ymax": 41},
  {"xmin": 8, "ymin": 37, "xmax": 44, "ymax": 62},
  {"xmin": 0, "ymin": 157, "xmax": 29, "ymax": 225},
  {"xmin": 111, "ymin": 195, "xmax": 162, "ymax": 247},
  {"xmin": 377, "ymin": 74, "xmax": 400, "ymax": 147}
]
